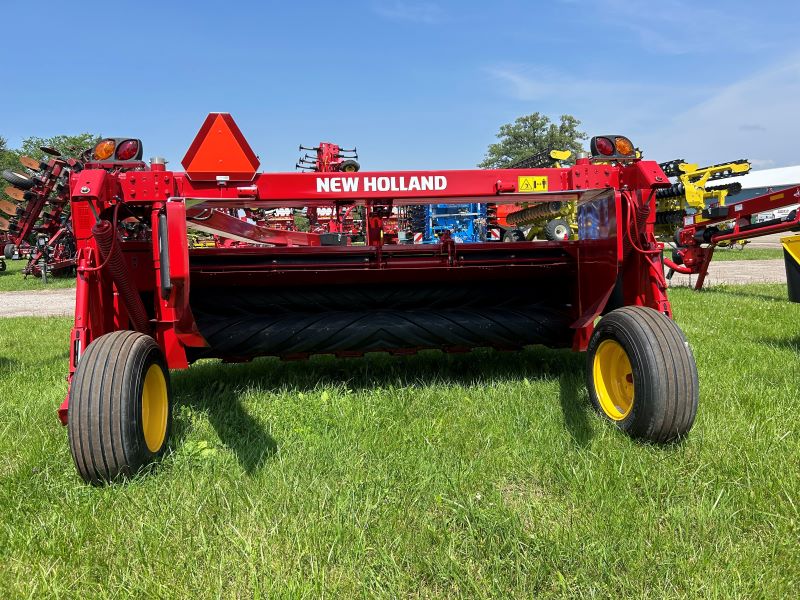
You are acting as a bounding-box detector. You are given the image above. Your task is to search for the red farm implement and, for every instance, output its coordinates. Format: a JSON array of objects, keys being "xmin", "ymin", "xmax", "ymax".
[
  {"xmin": 296, "ymin": 142, "xmax": 364, "ymax": 241},
  {"xmin": 61, "ymin": 117, "xmax": 699, "ymax": 484},
  {"xmin": 665, "ymin": 186, "xmax": 800, "ymax": 289},
  {"xmin": 296, "ymin": 141, "xmax": 360, "ymax": 173},
  {"xmin": 2, "ymin": 150, "xmax": 80, "ymax": 278}
]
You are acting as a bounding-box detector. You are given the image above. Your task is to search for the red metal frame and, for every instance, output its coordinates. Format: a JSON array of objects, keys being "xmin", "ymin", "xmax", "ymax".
[
  {"xmin": 57, "ymin": 114, "xmax": 673, "ymax": 424},
  {"xmin": 4, "ymin": 154, "xmax": 79, "ymax": 276},
  {"xmin": 296, "ymin": 141, "xmax": 358, "ymax": 173},
  {"xmin": 665, "ymin": 185, "xmax": 800, "ymax": 289},
  {"xmin": 23, "ymin": 225, "xmax": 76, "ymax": 277}
]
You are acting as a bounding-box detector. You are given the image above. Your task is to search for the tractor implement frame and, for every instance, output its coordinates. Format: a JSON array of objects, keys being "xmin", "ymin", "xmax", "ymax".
[
  {"xmin": 666, "ymin": 185, "xmax": 800, "ymax": 289},
  {"xmin": 59, "ymin": 114, "xmax": 700, "ymax": 484}
]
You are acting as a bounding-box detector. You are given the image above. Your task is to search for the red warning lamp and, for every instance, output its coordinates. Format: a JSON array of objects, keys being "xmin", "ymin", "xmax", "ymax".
[
  {"xmin": 593, "ymin": 137, "xmax": 615, "ymax": 156},
  {"xmin": 116, "ymin": 139, "xmax": 141, "ymax": 161},
  {"xmin": 182, "ymin": 113, "xmax": 260, "ymax": 181}
]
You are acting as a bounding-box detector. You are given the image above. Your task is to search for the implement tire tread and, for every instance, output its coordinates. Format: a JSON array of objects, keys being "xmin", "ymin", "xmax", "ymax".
[
  {"xmin": 2, "ymin": 169, "xmax": 35, "ymax": 190},
  {"xmin": 67, "ymin": 331, "xmax": 171, "ymax": 485},
  {"xmin": 586, "ymin": 306, "xmax": 698, "ymax": 442}
]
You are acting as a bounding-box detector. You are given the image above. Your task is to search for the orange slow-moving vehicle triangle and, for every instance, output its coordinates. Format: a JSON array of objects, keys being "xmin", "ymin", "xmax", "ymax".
[{"xmin": 181, "ymin": 113, "xmax": 260, "ymax": 182}]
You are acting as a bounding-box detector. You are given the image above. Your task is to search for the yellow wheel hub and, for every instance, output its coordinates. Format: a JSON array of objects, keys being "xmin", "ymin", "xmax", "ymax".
[
  {"xmin": 593, "ymin": 339, "xmax": 635, "ymax": 420},
  {"xmin": 141, "ymin": 364, "xmax": 168, "ymax": 452}
]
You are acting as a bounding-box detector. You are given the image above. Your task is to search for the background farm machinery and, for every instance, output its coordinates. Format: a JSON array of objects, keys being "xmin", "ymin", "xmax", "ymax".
[
  {"xmin": 295, "ymin": 141, "xmax": 360, "ymax": 173},
  {"xmin": 295, "ymin": 142, "xmax": 365, "ymax": 242},
  {"xmin": 267, "ymin": 142, "xmax": 491, "ymax": 245},
  {"xmin": 655, "ymin": 157, "xmax": 752, "ymax": 244},
  {"xmin": 664, "ymin": 185, "xmax": 800, "ymax": 290},
  {"xmin": 490, "ymin": 147, "xmax": 756, "ymax": 247},
  {"xmin": 656, "ymin": 158, "xmax": 750, "ymax": 210},
  {"xmin": 489, "ymin": 148, "xmax": 577, "ymax": 242},
  {"xmin": 1, "ymin": 149, "xmax": 84, "ymax": 278},
  {"xmin": 273, "ymin": 146, "xmax": 573, "ymax": 246},
  {"xmin": 55, "ymin": 116, "xmax": 701, "ymax": 485},
  {"xmin": 406, "ymin": 202, "xmax": 487, "ymax": 243}
]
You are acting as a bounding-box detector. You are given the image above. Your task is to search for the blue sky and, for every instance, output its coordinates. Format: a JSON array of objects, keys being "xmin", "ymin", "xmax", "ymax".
[{"xmin": 1, "ymin": 0, "xmax": 798, "ymax": 171}]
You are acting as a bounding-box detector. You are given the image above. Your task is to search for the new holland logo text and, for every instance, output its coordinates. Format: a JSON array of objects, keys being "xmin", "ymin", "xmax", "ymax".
[{"xmin": 317, "ymin": 175, "xmax": 447, "ymax": 193}]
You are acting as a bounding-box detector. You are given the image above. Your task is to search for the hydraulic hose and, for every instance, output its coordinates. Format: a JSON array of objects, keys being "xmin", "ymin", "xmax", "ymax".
[
  {"xmin": 92, "ymin": 218, "xmax": 150, "ymax": 333},
  {"xmin": 662, "ymin": 257, "xmax": 693, "ymax": 275}
]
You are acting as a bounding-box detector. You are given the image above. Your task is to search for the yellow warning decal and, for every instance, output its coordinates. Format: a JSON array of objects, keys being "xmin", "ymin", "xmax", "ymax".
[
  {"xmin": 770, "ymin": 193, "xmax": 785, "ymax": 202},
  {"xmin": 518, "ymin": 176, "xmax": 548, "ymax": 193}
]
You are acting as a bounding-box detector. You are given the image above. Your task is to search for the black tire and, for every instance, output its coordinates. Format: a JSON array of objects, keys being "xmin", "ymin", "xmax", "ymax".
[
  {"xmin": 503, "ymin": 229, "xmax": 525, "ymax": 242},
  {"xmin": 2, "ymin": 169, "xmax": 35, "ymax": 190},
  {"xmin": 68, "ymin": 331, "xmax": 172, "ymax": 484},
  {"xmin": 0, "ymin": 258, "xmax": 5, "ymax": 272},
  {"xmin": 586, "ymin": 306, "xmax": 698, "ymax": 442},
  {"xmin": 3, "ymin": 243, "xmax": 14, "ymax": 260},
  {"xmin": 544, "ymin": 218, "xmax": 572, "ymax": 241},
  {"xmin": 339, "ymin": 159, "xmax": 360, "ymax": 173}
]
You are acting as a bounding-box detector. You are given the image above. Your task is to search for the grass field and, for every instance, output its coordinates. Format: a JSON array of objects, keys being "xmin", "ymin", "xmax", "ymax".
[
  {"xmin": 0, "ymin": 257, "xmax": 76, "ymax": 291},
  {"xmin": 0, "ymin": 284, "xmax": 798, "ymax": 597}
]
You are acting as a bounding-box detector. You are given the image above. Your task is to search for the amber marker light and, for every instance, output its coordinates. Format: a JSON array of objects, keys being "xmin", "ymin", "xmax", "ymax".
[
  {"xmin": 93, "ymin": 139, "xmax": 116, "ymax": 161},
  {"xmin": 614, "ymin": 136, "xmax": 635, "ymax": 156}
]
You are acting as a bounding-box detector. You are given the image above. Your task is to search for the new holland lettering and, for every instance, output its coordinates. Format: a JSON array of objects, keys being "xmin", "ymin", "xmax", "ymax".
[
  {"xmin": 316, "ymin": 177, "xmax": 359, "ymax": 193},
  {"xmin": 316, "ymin": 175, "xmax": 448, "ymax": 193}
]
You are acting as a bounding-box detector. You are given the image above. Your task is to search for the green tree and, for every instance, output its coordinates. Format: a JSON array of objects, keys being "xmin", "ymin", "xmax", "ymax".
[
  {"xmin": 0, "ymin": 136, "xmax": 19, "ymax": 172},
  {"xmin": 478, "ymin": 113, "xmax": 587, "ymax": 169},
  {"xmin": 19, "ymin": 133, "xmax": 100, "ymax": 162},
  {"xmin": 0, "ymin": 133, "xmax": 99, "ymax": 221}
]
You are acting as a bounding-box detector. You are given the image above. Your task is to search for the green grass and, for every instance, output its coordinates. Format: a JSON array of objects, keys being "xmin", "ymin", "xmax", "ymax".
[
  {"xmin": 1, "ymin": 285, "xmax": 798, "ymax": 597},
  {"xmin": 707, "ymin": 246, "xmax": 784, "ymax": 261},
  {"xmin": 0, "ymin": 257, "xmax": 76, "ymax": 291}
]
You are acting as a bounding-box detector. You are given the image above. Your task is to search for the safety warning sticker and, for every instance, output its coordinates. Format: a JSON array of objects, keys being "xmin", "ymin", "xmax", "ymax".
[{"xmin": 518, "ymin": 176, "xmax": 548, "ymax": 193}]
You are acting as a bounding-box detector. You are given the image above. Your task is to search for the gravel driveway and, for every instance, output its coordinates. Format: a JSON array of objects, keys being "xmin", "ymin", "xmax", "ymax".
[
  {"xmin": 0, "ymin": 288, "xmax": 76, "ymax": 318},
  {"xmin": 667, "ymin": 259, "xmax": 787, "ymax": 288}
]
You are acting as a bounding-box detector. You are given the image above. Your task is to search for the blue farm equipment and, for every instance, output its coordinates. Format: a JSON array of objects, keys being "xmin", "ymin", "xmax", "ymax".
[{"xmin": 408, "ymin": 202, "xmax": 487, "ymax": 243}]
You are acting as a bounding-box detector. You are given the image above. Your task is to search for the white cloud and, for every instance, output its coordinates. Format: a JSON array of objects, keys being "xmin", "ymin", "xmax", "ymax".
[
  {"xmin": 482, "ymin": 64, "xmax": 700, "ymax": 139},
  {"xmin": 560, "ymin": 0, "xmax": 768, "ymax": 55},
  {"xmin": 371, "ymin": 1, "xmax": 444, "ymax": 24},
  {"xmin": 484, "ymin": 56, "xmax": 800, "ymax": 168},
  {"xmin": 485, "ymin": 65, "xmax": 645, "ymax": 102},
  {"xmin": 644, "ymin": 56, "xmax": 800, "ymax": 167}
]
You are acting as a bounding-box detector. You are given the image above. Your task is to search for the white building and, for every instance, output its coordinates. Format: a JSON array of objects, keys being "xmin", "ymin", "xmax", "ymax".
[{"xmin": 725, "ymin": 165, "xmax": 800, "ymax": 221}]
